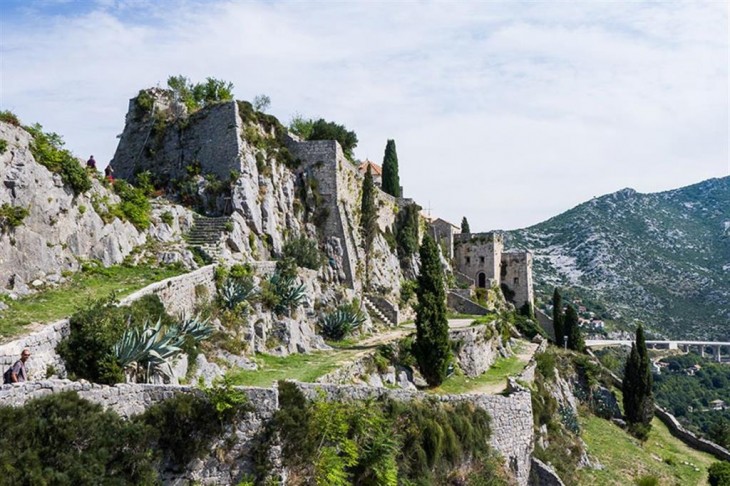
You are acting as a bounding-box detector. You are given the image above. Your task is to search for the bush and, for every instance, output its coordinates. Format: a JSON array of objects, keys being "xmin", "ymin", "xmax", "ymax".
[
  {"xmin": 282, "ymin": 235, "xmax": 323, "ymax": 270},
  {"xmin": 0, "ymin": 110, "xmax": 20, "ymax": 126},
  {"xmin": 708, "ymin": 461, "xmax": 730, "ymax": 486},
  {"xmin": 306, "ymin": 118, "xmax": 358, "ymax": 160},
  {"xmin": 113, "ymin": 180, "xmax": 152, "ymax": 229},
  {"xmin": 635, "ymin": 475, "xmax": 659, "ymax": 486},
  {"xmin": 267, "ymin": 382, "xmax": 503, "ymax": 485},
  {"xmin": 160, "ymin": 210, "xmax": 174, "ymax": 226},
  {"xmin": 58, "ymin": 294, "xmax": 176, "ymax": 384},
  {"xmin": 536, "ymin": 352, "xmax": 556, "ymax": 380},
  {"xmin": 0, "ymin": 392, "xmax": 157, "ymax": 484},
  {"xmin": 25, "ymin": 123, "xmax": 91, "ymax": 195},
  {"xmin": 0, "ymin": 203, "xmax": 29, "ymax": 232},
  {"xmin": 0, "ymin": 139, "xmax": 7, "ymax": 154}
]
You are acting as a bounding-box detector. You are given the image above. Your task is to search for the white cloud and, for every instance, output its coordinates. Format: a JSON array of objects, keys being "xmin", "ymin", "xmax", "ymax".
[{"xmin": 1, "ymin": 0, "xmax": 727, "ymax": 229}]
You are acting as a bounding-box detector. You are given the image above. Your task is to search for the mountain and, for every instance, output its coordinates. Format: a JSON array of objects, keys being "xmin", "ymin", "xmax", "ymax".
[{"xmin": 505, "ymin": 177, "xmax": 730, "ymax": 340}]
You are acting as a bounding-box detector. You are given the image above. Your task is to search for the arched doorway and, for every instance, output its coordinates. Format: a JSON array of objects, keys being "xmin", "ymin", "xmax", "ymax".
[{"xmin": 477, "ymin": 272, "xmax": 487, "ymax": 288}]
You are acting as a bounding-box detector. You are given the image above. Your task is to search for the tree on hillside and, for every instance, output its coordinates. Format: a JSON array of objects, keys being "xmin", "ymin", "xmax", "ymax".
[
  {"xmin": 253, "ymin": 94, "xmax": 271, "ymax": 112},
  {"xmin": 565, "ymin": 304, "xmax": 584, "ymax": 352},
  {"xmin": 381, "ymin": 139, "xmax": 401, "ymax": 197},
  {"xmin": 396, "ymin": 203, "xmax": 420, "ymax": 261},
  {"xmin": 552, "ymin": 288, "xmax": 565, "ymax": 347},
  {"xmin": 414, "ymin": 234, "xmax": 452, "ymax": 387},
  {"xmin": 360, "ymin": 166, "xmax": 378, "ymax": 290},
  {"xmin": 623, "ymin": 325, "xmax": 654, "ymax": 437},
  {"xmin": 167, "ymin": 75, "xmax": 234, "ymax": 112},
  {"xmin": 461, "ymin": 217, "xmax": 470, "ymax": 234},
  {"xmin": 307, "ymin": 119, "xmax": 358, "ymax": 160}
]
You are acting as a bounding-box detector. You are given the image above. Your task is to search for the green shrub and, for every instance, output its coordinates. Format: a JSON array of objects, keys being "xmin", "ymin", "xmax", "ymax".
[
  {"xmin": 25, "ymin": 123, "xmax": 91, "ymax": 195},
  {"xmin": 266, "ymin": 382, "xmax": 503, "ymax": 485},
  {"xmin": 536, "ymin": 352, "xmax": 556, "ymax": 380},
  {"xmin": 113, "ymin": 179, "xmax": 151, "ymax": 229},
  {"xmin": 161, "ymin": 210, "xmax": 174, "ymax": 226},
  {"xmin": 0, "ymin": 110, "xmax": 20, "ymax": 126},
  {"xmin": 0, "ymin": 392, "xmax": 157, "ymax": 484},
  {"xmin": 0, "ymin": 139, "xmax": 7, "ymax": 154},
  {"xmin": 635, "ymin": 475, "xmax": 659, "ymax": 486},
  {"xmin": 708, "ymin": 461, "xmax": 730, "ymax": 486},
  {"xmin": 57, "ymin": 294, "xmax": 175, "ymax": 384},
  {"xmin": 0, "ymin": 203, "xmax": 29, "ymax": 232},
  {"xmin": 282, "ymin": 235, "xmax": 323, "ymax": 270},
  {"xmin": 306, "ymin": 118, "xmax": 358, "ymax": 160},
  {"xmin": 135, "ymin": 89, "xmax": 155, "ymax": 117}
]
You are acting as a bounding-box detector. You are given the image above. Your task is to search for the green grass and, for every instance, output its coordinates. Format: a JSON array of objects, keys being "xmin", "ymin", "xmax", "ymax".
[
  {"xmin": 578, "ymin": 412, "xmax": 716, "ymax": 486},
  {"xmin": 226, "ymin": 351, "xmax": 358, "ymax": 387},
  {"xmin": 0, "ymin": 265, "xmax": 186, "ymax": 341},
  {"xmin": 431, "ymin": 351, "xmax": 528, "ymax": 395}
]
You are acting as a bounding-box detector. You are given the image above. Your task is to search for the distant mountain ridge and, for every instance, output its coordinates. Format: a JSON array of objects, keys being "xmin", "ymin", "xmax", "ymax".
[{"xmin": 505, "ymin": 177, "xmax": 730, "ymax": 340}]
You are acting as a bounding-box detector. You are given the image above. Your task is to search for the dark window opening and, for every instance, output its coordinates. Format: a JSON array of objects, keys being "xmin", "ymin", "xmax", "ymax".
[{"xmin": 477, "ymin": 272, "xmax": 487, "ymax": 288}]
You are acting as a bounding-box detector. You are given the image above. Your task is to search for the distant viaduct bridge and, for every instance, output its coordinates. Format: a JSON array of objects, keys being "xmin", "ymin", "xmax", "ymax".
[{"xmin": 586, "ymin": 340, "xmax": 730, "ymax": 363}]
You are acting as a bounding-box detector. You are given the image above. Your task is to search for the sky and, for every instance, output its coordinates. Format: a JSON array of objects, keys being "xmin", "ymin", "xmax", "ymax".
[{"xmin": 1, "ymin": 0, "xmax": 728, "ymax": 231}]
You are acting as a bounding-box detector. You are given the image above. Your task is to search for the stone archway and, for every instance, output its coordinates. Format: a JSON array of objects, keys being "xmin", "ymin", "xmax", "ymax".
[{"xmin": 477, "ymin": 272, "xmax": 487, "ymax": 288}]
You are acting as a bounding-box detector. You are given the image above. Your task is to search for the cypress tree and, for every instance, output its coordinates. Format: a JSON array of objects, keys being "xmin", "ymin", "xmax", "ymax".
[
  {"xmin": 360, "ymin": 166, "xmax": 378, "ymax": 290},
  {"xmin": 552, "ymin": 288, "xmax": 565, "ymax": 347},
  {"xmin": 623, "ymin": 325, "xmax": 654, "ymax": 432},
  {"xmin": 381, "ymin": 139, "xmax": 400, "ymax": 197},
  {"xmin": 414, "ymin": 234, "xmax": 452, "ymax": 387},
  {"xmin": 565, "ymin": 304, "xmax": 584, "ymax": 352},
  {"xmin": 461, "ymin": 217, "xmax": 470, "ymax": 234}
]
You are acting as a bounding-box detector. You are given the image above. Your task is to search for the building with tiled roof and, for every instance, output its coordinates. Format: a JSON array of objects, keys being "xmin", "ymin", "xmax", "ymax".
[{"xmin": 357, "ymin": 159, "xmax": 382, "ymax": 187}]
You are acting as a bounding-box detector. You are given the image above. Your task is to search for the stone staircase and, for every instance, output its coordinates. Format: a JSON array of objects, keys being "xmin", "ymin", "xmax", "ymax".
[
  {"xmin": 184, "ymin": 215, "xmax": 230, "ymax": 260},
  {"xmin": 363, "ymin": 296, "xmax": 395, "ymax": 327}
]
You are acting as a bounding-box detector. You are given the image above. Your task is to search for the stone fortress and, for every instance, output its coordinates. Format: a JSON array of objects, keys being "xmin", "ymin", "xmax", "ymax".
[{"xmin": 111, "ymin": 89, "xmax": 535, "ymax": 319}]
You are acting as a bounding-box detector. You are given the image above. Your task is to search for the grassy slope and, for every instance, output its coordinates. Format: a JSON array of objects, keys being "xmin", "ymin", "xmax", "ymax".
[
  {"xmin": 432, "ymin": 354, "xmax": 526, "ymax": 395},
  {"xmin": 579, "ymin": 413, "xmax": 716, "ymax": 486},
  {"xmin": 0, "ymin": 265, "xmax": 185, "ymax": 341}
]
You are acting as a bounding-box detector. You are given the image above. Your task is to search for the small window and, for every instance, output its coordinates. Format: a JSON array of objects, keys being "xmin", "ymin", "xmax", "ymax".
[
  {"xmin": 513, "ymin": 277, "xmax": 519, "ymax": 285},
  {"xmin": 480, "ymin": 256, "xmax": 485, "ymax": 264},
  {"xmin": 466, "ymin": 256, "xmax": 471, "ymax": 264}
]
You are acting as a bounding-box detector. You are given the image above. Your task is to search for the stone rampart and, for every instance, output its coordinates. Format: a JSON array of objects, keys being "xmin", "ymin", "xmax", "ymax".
[
  {"xmin": 447, "ymin": 290, "xmax": 490, "ymax": 315},
  {"xmin": 0, "ymin": 320, "xmax": 69, "ymax": 380},
  {"xmin": 0, "ymin": 379, "xmax": 534, "ymax": 485},
  {"xmin": 0, "ymin": 380, "xmax": 280, "ymax": 484},
  {"xmin": 535, "ymin": 309, "xmax": 556, "ymax": 342},
  {"xmin": 0, "ymin": 265, "xmax": 217, "ymax": 380},
  {"xmin": 118, "ymin": 264, "xmax": 217, "ymax": 316},
  {"xmin": 295, "ymin": 382, "xmax": 534, "ymax": 485}
]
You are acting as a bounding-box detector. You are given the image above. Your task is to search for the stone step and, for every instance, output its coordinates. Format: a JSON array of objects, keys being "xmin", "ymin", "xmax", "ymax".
[{"xmin": 363, "ymin": 297, "xmax": 394, "ymax": 327}]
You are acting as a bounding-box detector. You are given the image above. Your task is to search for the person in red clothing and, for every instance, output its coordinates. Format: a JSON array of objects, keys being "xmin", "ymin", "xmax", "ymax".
[{"xmin": 104, "ymin": 164, "xmax": 114, "ymax": 182}]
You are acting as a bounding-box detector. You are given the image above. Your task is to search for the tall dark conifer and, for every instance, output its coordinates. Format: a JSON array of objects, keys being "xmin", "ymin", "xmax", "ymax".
[
  {"xmin": 565, "ymin": 304, "xmax": 584, "ymax": 351},
  {"xmin": 623, "ymin": 325, "xmax": 654, "ymax": 433},
  {"xmin": 360, "ymin": 166, "xmax": 378, "ymax": 290},
  {"xmin": 414, "ymin": 234, "xmax": 452, "ymax": 386},
  {"xmin": 461, "ymin": 217, "xmax": 470, "ymax": 234},
  {"xmin": 552, "ymin": 288, "xmax": 565, "ymax": 347},
  {"xmin": 381, "ymin": 139, "xmax": 401, "ymax": 197}
]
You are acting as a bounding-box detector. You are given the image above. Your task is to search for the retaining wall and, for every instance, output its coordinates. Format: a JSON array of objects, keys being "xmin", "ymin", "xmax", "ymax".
[
  {"xmin": 447, "ymin": 290, "xmax": 490, "ymax": 315},
  {"xmin": 0, "ymin": 265, "xmax": 217, "ymax": 380}
]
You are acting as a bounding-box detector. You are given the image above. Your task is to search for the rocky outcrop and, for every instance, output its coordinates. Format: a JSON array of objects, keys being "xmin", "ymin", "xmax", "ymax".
[
  {"xmin": 450, "ymin": 322, "xmax": 505, "ymax": 377},
  {"xmin": 0, "ymin": 121, "xmax": 197, "ymax": 294}
]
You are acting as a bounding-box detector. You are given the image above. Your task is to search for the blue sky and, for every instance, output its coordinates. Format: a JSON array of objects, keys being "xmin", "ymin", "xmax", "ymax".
[{"xmin": 1, "ymin": 0, "xmax": 728, "ymax": 230}]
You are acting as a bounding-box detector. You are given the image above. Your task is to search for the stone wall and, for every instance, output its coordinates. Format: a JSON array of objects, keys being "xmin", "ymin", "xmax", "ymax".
[
  {"xmin": 0, "ymin": 380, "xmax": 280, "ymax": 484},
  {"xmin": 501, "ymin": 251, "xmax": 534, "ymax": 308},
  {"xmin": 0, "ymin": 379, "xmax": 534, "ymax": 485},
  {"xmin": 535, "ymin": 309, "xmax": 556, "ymax": 342},
  {"xmin": 0, "ymin": 265, "xmax": 217, "ymax": 380},
  {"xmin": 0, "ymin": 320, "xmax": 69, "ymax": 380},
  {"xmin": 295, "ymin": 383, "xmax": 535, "ymax": 486},
  {"xmin": 447, "ymin": 290, "xmax": 490, "ymax": 315},
  {"xmin": 118, "ymin": 264, "xmax": 217, "ymax": 316}
]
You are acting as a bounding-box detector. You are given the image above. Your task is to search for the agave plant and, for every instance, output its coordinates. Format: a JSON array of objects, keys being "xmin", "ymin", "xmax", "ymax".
[
  {"xmin": 320, "ymin": 307, "xmax": 366, "ymax": 341},
  {"xmin": 219, "ymin": 277, "xmax": 257, "ymax": 310},
  {"xmin": 112, "ymin": 318, "xmax": 182, "ymax": 382},
  {"xmin": 177, "ymin": 312, "xmax": 214, "ymax": 343},
  {"xmin": 270, "ymin": 272, "xmax": 307, "ymax": 316}
]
